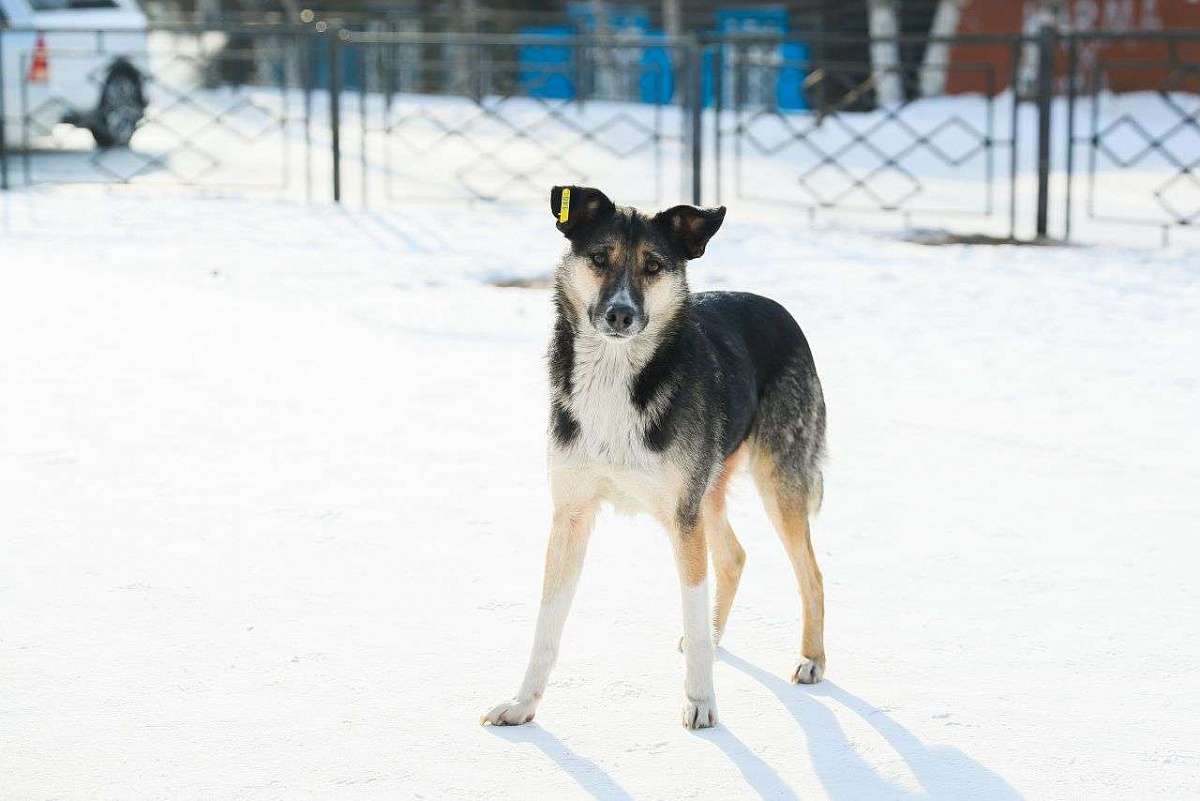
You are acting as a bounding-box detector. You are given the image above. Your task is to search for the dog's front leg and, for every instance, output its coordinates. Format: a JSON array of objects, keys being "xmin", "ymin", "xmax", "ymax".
[
  {"xmin": 481, "ymin": 493, "xmax": 598, "ymax": 726},
  {"xmin": 672, "ymin": 512, "xmax": 718, "ymax": 729}
]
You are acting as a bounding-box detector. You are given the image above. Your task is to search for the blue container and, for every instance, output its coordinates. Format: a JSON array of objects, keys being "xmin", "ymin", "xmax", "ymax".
[
  {"xmin": 515, "ymin": 6, "xmax": 809, "ymax": 111},
  {"xmin": 776, "ymin": 41, "xmax": 809, "ymax": 111},
  {"xmin": 639, "ymin": 32, "xmax": 675, "ymax": 104},
  {"xmin": 309, "ymin": 36, "xmax": 365, "ymax": 91},
  {"xmin": 518, "ymin": 25, "xmax": 576, "ymax": 99},
  {"xmin": 710, "ymin": 6, "xmax": 808, "ymax": 111}
]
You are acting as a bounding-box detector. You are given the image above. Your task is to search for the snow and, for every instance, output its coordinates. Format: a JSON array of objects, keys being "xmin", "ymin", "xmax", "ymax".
[{"xmin": 2, "ymin": 185, "xmax": 1199, "ymax": 800}]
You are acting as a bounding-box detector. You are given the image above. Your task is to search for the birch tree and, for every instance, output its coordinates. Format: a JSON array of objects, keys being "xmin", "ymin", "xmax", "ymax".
[
  {"xmin": 1018, "ymin": 0, "xmax": 1063, "ymax": 97},
  {"xmin": 867, "ymin": 0, "xmax": 904, "ymax": 106},
  {"xmin": 920, "ymin": 0, "xmax": 967, "ymax": 98}
]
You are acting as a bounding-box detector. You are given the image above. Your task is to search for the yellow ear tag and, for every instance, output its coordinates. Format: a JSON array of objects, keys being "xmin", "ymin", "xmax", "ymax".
[{"xmin": 558, "ymin": 188, "xmax": 571, "ymax": 223}]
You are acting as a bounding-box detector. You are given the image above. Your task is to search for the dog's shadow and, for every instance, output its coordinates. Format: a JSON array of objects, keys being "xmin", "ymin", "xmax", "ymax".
[
  {"xmin": 485, "ymin": 652, "xmax": 1021, "ymax": 801},
  {"xmin": 485, "ymin": 723, "xmax": 636, "ymax": 801},
  {"xmin": 713, "ymin": 649, "xmax": 1023, "ymax": 801}
]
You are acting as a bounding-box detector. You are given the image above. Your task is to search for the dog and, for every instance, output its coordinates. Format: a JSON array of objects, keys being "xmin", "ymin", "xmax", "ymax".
[{"xmin": 481, "ymin": 186, "xmax": 827, "ymax": 730}]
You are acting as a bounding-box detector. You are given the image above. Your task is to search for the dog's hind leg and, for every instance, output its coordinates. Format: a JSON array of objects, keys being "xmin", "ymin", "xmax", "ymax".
[
  {"xmin": 706, "ymin": 508, "xmax": 745, "ymax": 646},
  {"xmin": 705, "ymin": 445, "xmax": 748, "ymax": 645},
  {"xmin": 751, "ymin": 447, "xmax": 826, "ymax": 684},
  {"xmin": 481, "ymin": 483, "xmax": 599, "ymax": 726},
  {"xmin": 677, "ymin": 446, "xmax": 747, "ymax": 654},
  {"xmin": 749, "ymin": 352, "xmax": 827, "ymax": 684}
]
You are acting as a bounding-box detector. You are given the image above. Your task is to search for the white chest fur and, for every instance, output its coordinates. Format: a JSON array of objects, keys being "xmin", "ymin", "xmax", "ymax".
[{"xmin": 568, "ymin": 335, "xmax": 657, "ymax": 469}]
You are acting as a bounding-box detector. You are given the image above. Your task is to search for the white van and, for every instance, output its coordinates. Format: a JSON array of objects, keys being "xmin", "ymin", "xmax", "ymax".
[{"xmin": 0, "ymin": 0, "xmax": 148, "ymax": 149}]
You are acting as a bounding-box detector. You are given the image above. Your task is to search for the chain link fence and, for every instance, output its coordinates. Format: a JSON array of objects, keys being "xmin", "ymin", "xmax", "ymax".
[{"xmin": 1, "ymin": 23, "xmax": 1198, "ymax": 242}]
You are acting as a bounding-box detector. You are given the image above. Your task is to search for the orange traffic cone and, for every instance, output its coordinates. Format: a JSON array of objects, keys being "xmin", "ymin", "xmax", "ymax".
[{"xmin": 27, "ymin": 34, "xmax": 49, "ymax": 84}]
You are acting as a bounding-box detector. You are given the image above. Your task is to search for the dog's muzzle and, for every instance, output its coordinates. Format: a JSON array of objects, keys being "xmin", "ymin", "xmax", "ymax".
[{"xmin": 596, "ymin": 302, "xmax": 645, "ymax": 338}]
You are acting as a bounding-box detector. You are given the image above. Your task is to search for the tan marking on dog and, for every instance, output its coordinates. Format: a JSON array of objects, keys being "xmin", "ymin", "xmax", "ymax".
[
  {"xmin": 703, "ymin": 444, "xmax": 748, "ymax": 641},
  {"xmin": 608, "ymin": 239, "xmax": 627, "ymax": 265},
  {"xmin": 633, "ymin": 241, "xmax": 665, "ymax": 266},
  {"xmin": 480, "ymin": 486, "xmax": 600, "ymax": 727},
  {"xmin": 677, "ymin": 520, "xmax": 707, "ymax": 587},
  {"xmin": 640, "ymin": 269, "xmax": 686, "ymax": 326},
  {"xmin": 708, "ymin": 443, "xmax": 748, "ymax": 511},
  {"xmin": 631, "ymin": 466, "xmax": 708, "ymax": 588},
  {"xmin": 750, "ymin": 446, "xmax": 826, "ymax": 678},
  {"xmin": 562, "ymin": 254, "xmax": 601, "ymax": 322},
  {"xmin": 540, "ymin": 495, "xmax": 601, "ymax": 597}
]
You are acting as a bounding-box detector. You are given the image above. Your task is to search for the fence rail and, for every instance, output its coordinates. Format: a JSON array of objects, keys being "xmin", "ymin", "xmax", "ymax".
[
  {"xmin": 1063, "ymin": 31, "xmax": 1200, "ymax": 242},
  {"xmin": 1, "ymin": 24, "xmax": 1198, "ymax": 243},
  {"xmin": 708, "ymin": 34, "xmax": 1024, "ymax": 238},
  {"xmin": 334, "ymin": 30, "xmax": 696, "ymax": 206}
]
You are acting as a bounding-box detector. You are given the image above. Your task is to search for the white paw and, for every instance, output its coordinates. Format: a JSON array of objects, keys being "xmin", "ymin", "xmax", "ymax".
[
  {"xmin": 791, "ymin": 656, "xmax": 825, "ymax": 685},
  {"xmin": 480, "ymin": 698, "xmax": 538, "ymax": 726},
  {"xmin": 682, "ymin": 695, "xmax": 719, "ymax": 729}
]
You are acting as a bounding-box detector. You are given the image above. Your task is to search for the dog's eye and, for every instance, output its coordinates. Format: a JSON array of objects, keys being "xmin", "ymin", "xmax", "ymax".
[
  {"xmin": 590, "ymin": 251, "xmax": 608, "ymax": 268},
  {"xmin": 645, "ymin": 258, "xmax": 662, "ymax": 275}
]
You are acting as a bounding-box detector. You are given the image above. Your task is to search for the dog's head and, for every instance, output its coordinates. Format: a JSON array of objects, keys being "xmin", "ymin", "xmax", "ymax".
[{"xmin": 550, "ymin": 185, "xmax": 725, "ymax": 340}]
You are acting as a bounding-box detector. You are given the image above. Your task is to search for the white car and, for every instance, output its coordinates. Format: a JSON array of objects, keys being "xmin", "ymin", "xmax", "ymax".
[{"xmin": 0, "ymin": 0, "xmax": 148, "ymax": 149}]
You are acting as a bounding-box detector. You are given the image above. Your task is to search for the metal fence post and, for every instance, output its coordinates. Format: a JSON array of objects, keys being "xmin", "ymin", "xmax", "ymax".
[
  {"xmin": 302, "ymin": 29, "xmax": 316, "ymax": 203},
  {"xmin": 712, "ymin": 41, "xmax": 723, "ymax": 205},
  {"xmin": 329, "ymin": 26, "xmax": 343, "ymax": 204},
  {"xmin": 1034, "ymin": 22, "xmax": 1056, "ymax": 240},
  {"xmin": 1063, "ymin": 34, "xmax": 1078, "ymax": 242},
  {"xmin": 0, "ymin": 33, "xmax": 9, "ymax": 191},
  {"xmin": 687, "ymin": 36, "xmax": 702, "ymax": 205}
]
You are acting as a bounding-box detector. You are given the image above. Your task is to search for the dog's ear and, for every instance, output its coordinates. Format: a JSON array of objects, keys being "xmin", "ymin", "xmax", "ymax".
[
  {"xmin": 550, "ymin": 185, "xmax": 615, "ymax": 239},
  {"xmin": 653, "ymin": 205, "xmax": 727, "ymax": 259}
]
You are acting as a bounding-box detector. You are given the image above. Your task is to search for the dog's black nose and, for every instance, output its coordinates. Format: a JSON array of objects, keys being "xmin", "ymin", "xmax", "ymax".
[{"xmin": 604, "ymin": 304, "xmax": 637, "ymax": 333}]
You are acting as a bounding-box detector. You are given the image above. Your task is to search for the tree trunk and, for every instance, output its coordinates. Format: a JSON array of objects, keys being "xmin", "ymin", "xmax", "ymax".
[
  {"xmin": 662, "ymin": 0, "xmax": 682, "ymax": 38},
  {"xmin": 867, "ymin": 0, "xmax": 904, "ymax": 106},
  {"xmin": 920, "ymin": 0, "xmax": 966, "ymax": 98},
  {"xmin": 1019, "ymin": 0, "xmax": 1062, "ymax": 98},
  {"xmin": 450, "ymin": 0, "xmax": 480, "ymax": 96}
]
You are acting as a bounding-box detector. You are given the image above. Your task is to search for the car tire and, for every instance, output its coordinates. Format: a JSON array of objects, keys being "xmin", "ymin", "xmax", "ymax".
[{"xmin": 91, "ymin": 67, "xmax": 145, "ymax": 149}]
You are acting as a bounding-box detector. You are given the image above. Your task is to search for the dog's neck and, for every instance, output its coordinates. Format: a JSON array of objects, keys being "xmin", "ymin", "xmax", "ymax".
[
  {"xmin": 549, "ymin": 284, "xmax": 687, "ymax": 465},
  {"xmin": 549, "ymin": 281, "xmax": 691, "ymax": 417},
  {"xmin": 551, "ymin": 283, "xmax": 689, "ymax": 379}
]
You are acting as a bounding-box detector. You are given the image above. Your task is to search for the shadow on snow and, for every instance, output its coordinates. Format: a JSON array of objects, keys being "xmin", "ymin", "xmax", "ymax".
[{"xmin": 486, "ymin": 649, "xmax": 1022, "ymax": 800}]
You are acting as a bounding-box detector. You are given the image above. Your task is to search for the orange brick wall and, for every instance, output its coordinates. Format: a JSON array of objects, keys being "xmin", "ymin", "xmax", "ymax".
[{"xmin": 944, "ymin": 0, "xmax": 1200, "ymax": 94}]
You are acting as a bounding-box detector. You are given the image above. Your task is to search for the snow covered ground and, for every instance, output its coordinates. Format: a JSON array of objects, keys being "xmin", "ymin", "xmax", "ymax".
[{"xmin": 1, "ymin": 186, "xmax": 1198, "ymax": 800}]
